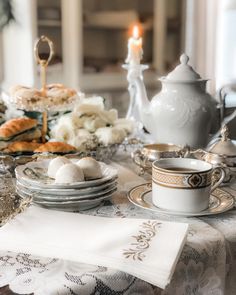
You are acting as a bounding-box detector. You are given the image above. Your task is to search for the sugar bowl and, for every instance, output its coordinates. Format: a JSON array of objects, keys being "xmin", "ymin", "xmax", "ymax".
[
  {"xmin": 196, "ymin": 125, "xmax": 236, "ymax": 182},
  {"xmin": 131, "ymin": 143, "xmax": 188, "ymax": 174}
]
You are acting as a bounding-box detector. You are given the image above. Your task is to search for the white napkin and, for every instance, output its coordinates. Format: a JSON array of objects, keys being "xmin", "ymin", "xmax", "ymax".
[{"xmin": 0, "ymin": 206, "xmax": 188, "ymax": 289}]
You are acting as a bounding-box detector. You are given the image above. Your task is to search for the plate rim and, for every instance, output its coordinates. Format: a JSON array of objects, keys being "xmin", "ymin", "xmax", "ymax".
[
  {"xmin": 16, "ymin": 182, "xmax": 117, "ymax": 201},
  {"xmin": 17, "ymin": 187, "xmax": 117, "ymax": 205},
  {"xmin": 16, "ymin": 177, "xmax": 118, "ymax": 195}
]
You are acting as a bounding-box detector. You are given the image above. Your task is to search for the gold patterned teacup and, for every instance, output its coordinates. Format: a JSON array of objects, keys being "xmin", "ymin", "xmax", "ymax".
[{"xmin": 152, "ymin": 158, "xmax": 225, "ymax": 213}]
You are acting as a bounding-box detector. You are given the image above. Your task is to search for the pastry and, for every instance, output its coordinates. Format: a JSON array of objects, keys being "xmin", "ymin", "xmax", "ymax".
[
  {"xmin": 0, "ymin": 97, "xmax": 7, "ymax": 117},
  {"xmin": 0, "ymin": 142, "xmax": 8, "ymax": 150},
  {"xmin": 3, "ymin": 141, "xmax": 42, "ymax": 154},
  {"xmin": 49, "ymin": 114, "xmax": 76, "ymax": 142},
  {"xmin": 74, "ymin": 96, "xmax": 105, "ymax": 113},
  {"xmin": 49, "ymin": 95, "xmax": 134, "ymax": 150},
  {"xmin": 70, "ymin": 129, "xmax": 94, "ymax": 149},
  {"xmin": 55, "ymin": 163, "xmax": 84, "ymax": 183},
  {"xmin": 75, "ymin": 104, "xmax": 117, "ymax": 125},
  {"xmin": 76, "ymin": 157, "xmax": 102, "ymax": 179},
  {"xmin": 12, "ymin": 128, "xmax": 42, "ymax": 142},
  {"xmin": 95, "ymin": 127, "xmax": 126, "ymax": 146},
  {"xmin": 45, "ymin": 83, "xmax": 77, "ymax": 100},
  {"xmin": 0, "ymin": 117, "xmax": 41, "ymax": 142},
  {"xmin": 0, "ymin": 117, "xmax": 37, "ymax": 138},
  {"xmin": 77, "ymin": 128, "xmax": 92, "ymax": 139},
  {"xmin": 10, "ymin": 85, "xmax": 42, "ymax": 110},
  {"xmin": 47, "ymin": 156, "xmax": 71, "ymax": 178},
  {"xmin": 10, "ymin": 85, "xmax": 41, "ymax": 100},
  {"xmin": 82, "ymin": 116, "xmax": 107, "ymax": 132},
  {"xmin": 114, "ymin": 118, "xmax": 134, "ymax": 134},
  {"xmin": 34, "ymin": 142, "xmax": 77, "ymax": 154},
  {"xmin": 10, "ymin": 84, "xmax": 78, "ymax": 111}
]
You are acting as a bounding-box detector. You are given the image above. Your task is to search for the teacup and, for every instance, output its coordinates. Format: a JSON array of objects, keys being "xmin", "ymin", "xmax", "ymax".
[{"xmin": 152, "ymin": 158, "xmax": 225, "ymax": 213}]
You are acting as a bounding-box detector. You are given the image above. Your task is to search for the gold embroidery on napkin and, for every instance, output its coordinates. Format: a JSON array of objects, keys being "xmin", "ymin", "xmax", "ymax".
[{"xmin": 123, "ymin": 220, "xmax": 161, "ymax": 261}]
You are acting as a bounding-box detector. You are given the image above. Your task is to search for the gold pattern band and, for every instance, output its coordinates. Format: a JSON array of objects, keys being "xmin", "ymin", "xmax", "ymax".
[
  {"xmin": 152, "ymin": 165, "xmax": 212, "ymax": 174},
  {"xmin": 152, "ymin": 179, "xmax": 211, "ymax": 189},
  {"xmin": 152, "ymin": 168, "xmax": 212, "ymax": 189}
]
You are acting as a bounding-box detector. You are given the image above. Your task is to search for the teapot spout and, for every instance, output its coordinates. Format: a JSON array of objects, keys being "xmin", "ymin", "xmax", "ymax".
[
  {"xmin": 125, "ymin": 65, "xmax": 151, "ymax": 132},
  {"xmin": 130, "ymin": 77, "xmax": 152, "ymax": 133}
]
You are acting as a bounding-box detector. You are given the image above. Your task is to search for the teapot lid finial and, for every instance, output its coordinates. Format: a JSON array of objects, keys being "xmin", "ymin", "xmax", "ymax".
[
  {"xmin": 209, "ymin": 124, "xmax": 236, "ymax": 156},
  {"xmin": 164, "ymin": 53, "xmax": 204, "ymax": 82},
  {"xmin": 180, "ymin": 53, "xmax": 189, "ymax": 65},
  {"xmin": 221, "ymin": 125, "xmax": 229, "ymax": 142}
]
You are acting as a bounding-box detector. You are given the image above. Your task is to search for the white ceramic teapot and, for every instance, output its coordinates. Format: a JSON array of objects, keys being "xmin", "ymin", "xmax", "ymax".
[{"xmin": 134, "ymin": 53, "xmax": 217, "ymax": 148}]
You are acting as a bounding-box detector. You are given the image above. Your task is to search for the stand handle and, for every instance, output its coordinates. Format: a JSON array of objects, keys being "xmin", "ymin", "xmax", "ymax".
[
  {"xmin": 34, "ymin": 35, "xmax": 54, "ymax": 68},
  {"xmin": 34, "ymin": 35, "xmax": 54, "ymax": 143}
]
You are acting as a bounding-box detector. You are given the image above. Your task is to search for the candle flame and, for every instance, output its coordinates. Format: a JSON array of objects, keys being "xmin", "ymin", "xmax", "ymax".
[{"xmin": 133, "ymin": 25, "xmax": 139, "ymax": 39}]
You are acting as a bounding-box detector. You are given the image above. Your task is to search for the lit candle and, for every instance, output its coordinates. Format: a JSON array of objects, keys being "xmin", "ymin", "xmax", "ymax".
[{"xmin": 126, "ymin": 25, "xmax": 143, "ymax": 65}]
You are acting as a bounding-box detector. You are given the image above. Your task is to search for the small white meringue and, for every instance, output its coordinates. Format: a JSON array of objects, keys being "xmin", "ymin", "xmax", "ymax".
[
  {"xmin": 76, "ymin": 157, "xmax": 102, "ymax": 179},
  {"xmin": 55, "ymin": 163, "xmax": 84, "ymax": 184},
  {"xmin": 47, "ymin": 156, "xmax": 71, "ymax": 178}
]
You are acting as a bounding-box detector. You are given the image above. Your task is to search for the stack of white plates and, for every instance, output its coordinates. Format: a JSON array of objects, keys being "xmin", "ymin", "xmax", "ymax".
[{"xmin": 15, "ymin": 159, "xmax": 118, "ymax": 211}]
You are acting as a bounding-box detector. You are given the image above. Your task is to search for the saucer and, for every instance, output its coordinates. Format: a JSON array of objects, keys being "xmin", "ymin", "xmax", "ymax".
[
  {"xmin": 17, "ymin": 187, "xmax": 117, "ymax": 211},
  {"xmin": 16, "ymin": 181, "xmax": 117, "ymax": 201},
  {"xmin": 16, "ymin": 178, "xmax": 117, "ymax": 196},
  {"xmin": 128, "ymin": 183, "xmax": 234, "ymax": 217}
]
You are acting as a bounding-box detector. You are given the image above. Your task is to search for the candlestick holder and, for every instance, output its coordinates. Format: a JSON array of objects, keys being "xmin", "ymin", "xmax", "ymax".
[{"xmin": 122, "ymin": 63, "xmax": 149, "ymax": 134}]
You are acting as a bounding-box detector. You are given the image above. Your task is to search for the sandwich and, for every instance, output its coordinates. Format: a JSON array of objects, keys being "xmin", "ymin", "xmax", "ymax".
[{"xmin": 0, "ymin": 117, "xmax": 41, "ymax": 149}]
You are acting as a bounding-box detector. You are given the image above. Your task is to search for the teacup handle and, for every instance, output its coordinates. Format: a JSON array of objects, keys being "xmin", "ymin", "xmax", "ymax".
[
  {"xmin": 178, "ymin": 145, "xmax": 191, "ymax": 158},
  {"xmin": 210, "ymin": 167, "xmax": 226, "ymax": 193}
]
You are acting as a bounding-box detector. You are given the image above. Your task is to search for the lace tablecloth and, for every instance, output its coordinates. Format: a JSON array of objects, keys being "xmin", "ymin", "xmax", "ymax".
[{"xmin": 0, "ymin": 154, "xmax": 236, "ymax": 295}]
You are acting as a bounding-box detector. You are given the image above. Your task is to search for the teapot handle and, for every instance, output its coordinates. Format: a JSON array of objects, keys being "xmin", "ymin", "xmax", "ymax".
[
  {"xmin": 208, "ymin": 84, "xmax": 236, "ymax": 146},
  {"xmin": 188, "ymin": 148, "xmax": 207, "ymax": 160},
  {"xmin": 217, "ymin": 84, "xmax": 236, "ymax": 123},
  {"xmin": 178, "ymin": 145, "xmax": 191, "ymax": 158}
]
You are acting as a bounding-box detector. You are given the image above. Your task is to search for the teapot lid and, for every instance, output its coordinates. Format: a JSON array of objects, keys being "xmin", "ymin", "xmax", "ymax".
[
  {"xmin": 164, "ymin": 53, "xmax": 203, "ymax": 82},
  {"xmin": 208, "ymin": 125, "xmax": 236, "ymax": 156}
]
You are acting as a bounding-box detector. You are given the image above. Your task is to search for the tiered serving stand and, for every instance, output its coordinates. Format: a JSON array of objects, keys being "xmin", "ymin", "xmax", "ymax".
[{"xmin": 9, "ymin": 35, "xmax": 81, "ymax": 143}]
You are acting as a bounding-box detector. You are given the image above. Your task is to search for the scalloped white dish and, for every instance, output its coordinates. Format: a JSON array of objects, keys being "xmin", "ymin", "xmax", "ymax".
[
  {"xmin": 16, "ymin": 181, "xmax": 117, "ymax": 201},
  {"xmin": 16, "ymin": 177, "xmax": 117, "ymax": 196},
  {"xmin": 15, "ymin": 159, "xmax": 117, "ymax": 189},
  {"xmin": 17, "ymin": 187, "xmax": 116, "ymax": 211}
]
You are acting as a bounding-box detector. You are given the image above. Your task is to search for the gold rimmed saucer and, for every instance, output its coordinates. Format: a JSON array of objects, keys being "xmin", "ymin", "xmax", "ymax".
[{"xmin": 128, "ymin": 183, "xmax": 235, "ymax": 217}]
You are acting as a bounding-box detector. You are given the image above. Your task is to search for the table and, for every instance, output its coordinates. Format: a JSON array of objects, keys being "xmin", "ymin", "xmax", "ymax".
[{"xmin": 0, "ymin": 153, "xmax": 236, "ymax": 295}]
